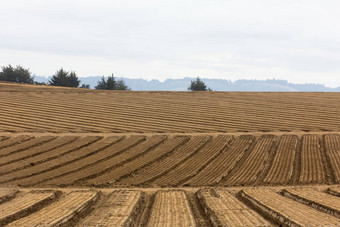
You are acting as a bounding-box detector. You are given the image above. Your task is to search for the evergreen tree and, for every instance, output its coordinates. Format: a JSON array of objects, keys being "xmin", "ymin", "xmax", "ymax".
[
  {"xmin": 188, "ymin": 77, "xmax": 211, "ymax": 91},
  {"xmin": 95, "ymin": 76, "xmax": 107, "ymax": 89},
  {"xmin": 106, "ymin": 74, "xmax": 116, "ymax": 90},
  {"xmin": 68, "ymin": 71, "xmax": 80, "ymax": 87},
  {"xmin": 0, "ymin": 65, "xmax": 34, "ymax": 84},
  {"xmin": 116, "ymin": 80, "xmax": 129, "ymax": 90},
  {"xmin": 49, "ymin": 68, "xmax": 80, "ymax": 87},
  {"xmin": 95, "ymin": 74, "xmax": 130, "ymax": 90},
  {"xmin": 80, "ymin": 83, "xmax": 90, "ymax": 88}
]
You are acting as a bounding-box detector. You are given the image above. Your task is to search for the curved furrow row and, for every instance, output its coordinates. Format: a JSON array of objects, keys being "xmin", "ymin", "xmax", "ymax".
[
  {"xmin": 0, "ymin": 133, "xmax": 337, "ymax": 187},
  {"xmin": 0, "ymin": 188, "xmax": 18, "ymax": 204},
  {"xmin": 299, "ymin": 135, "xmax": 325, "ymax": 184},
  {"xmin": 0, "ymin": 136, "xmax": 56, "ymax": 158},
  {"xmin": 197, "ymin": 188, "xmax": 271, "ymax": 226},
  {"xmin": 77, "ymin": 190, "xmax": 143, "ymax": 226},
  {"xmin": 153, "ymin": 135, "xmax": 233, "ymax": 187},
  {"xmin": 0, "ymin": 137, "xmax": 93, "ymax": 176},
  {"xmin": 0, "ymin": 186, "xmax": 340, "ymax": 226},
  {"xmin": 46, "ymin": 136, "xmax": 167, "ymax": 186},
  {"xmin": 324, "ymin": 134, "xmax": 340, "ymax": 183},
  {"xmin": 116, "ymin": 136, "xmax": 211, "ymax": 186},
  {"xmin": 186, "ymin": 135, "xmax": 254, "ymax": 186},
  {"xmin": 0, "ymin": 135, "xmax": 33, "ymax": 150},
  {"xmin": 240, "ymin": 188, "xmax": 340, "ymax": 226},
  {"xmin": 0, "ymin": 137, "xmax": 9, "ymax": 142},
  {"xmin": 85, "ymin": 136, "xmax": 189, "ymax": 186},
  {"xmin": 0, "ymin": 136, "xmax": 78, "ymax": 175},
  {"xmin": 37, "ymin": 136, "xmax": 146, "ymax": 186},
  {"xmin": 0, "ymin": 136, "xmax": 103, "ymax": 184},
  {"xmin": 222, "ymin": 136, "xmax": 275, "ymax": 186},
  {"xmin": 264, "ymin": 135, "xmax": 298, "ymax": 184},
  {"xmin": 11, "ymin": 136, "xmax": 127, "ymax": 187},
  {"xmin": 0, "ymin": 190, "xmax": 58, "ymax": 226},
  {"xmin": 283, "ymin": 188, "xmax": 340, "ymax": 218},
  {"xmin": 7, "ymin": 190, "xmax": 100, "ymax": 227}
]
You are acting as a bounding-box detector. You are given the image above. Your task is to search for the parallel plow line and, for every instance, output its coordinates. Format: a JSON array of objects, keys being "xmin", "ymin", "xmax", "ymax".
[
  {"xmin": 85, "ymin": 136, "xmax": 189, "ymax": 186},
  {"xmin": 0, "ymin": 136, "xmax": 103, "ymax": 184},
  {"xmin": 3, "ymin": 91, "xmax": 340, "ymax": 132},
  {"xmin": 0, "ymin": 133, "xmax": 338, "ymax": 187},
  {"xmin": 51, "ymin": 136, "xmax": 167, "ymax": 186}
]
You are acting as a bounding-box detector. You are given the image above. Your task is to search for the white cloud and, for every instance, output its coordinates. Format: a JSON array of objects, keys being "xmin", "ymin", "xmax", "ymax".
[{"xmin": 1, "ymin": 0, "xmax": 340, "ymax": 86}]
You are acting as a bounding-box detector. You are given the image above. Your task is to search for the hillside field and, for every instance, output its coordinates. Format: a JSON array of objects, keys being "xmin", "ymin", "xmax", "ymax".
[
  {"xmin": 1, "ymin": 82, "xmax": 340, "ymax": 226},
  {"xmin": 2, "ymin": 82, "xmax": 340, "ymax": 133}
]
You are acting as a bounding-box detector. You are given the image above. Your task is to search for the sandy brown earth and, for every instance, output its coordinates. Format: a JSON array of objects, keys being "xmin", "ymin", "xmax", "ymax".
[
  {"xmin": 2, "ymin": 81, "xmax": 340, "ymax": 133},
  {"xmin": 1, "ymin": 185, "xmax": 340, "ymax": 226},
  {"xmin": 0, "ymin": 133, "xmax": 339, "ymax": 188},
  {"xmin": 1, "ymin": 82, "xmax": 340, "ymax": 226}
]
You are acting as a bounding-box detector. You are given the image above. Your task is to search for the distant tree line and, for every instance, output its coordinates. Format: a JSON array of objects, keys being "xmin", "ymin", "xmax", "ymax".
[
  {"xmin": 0, "ymin": 64, "xmax": 130, "ymax": 90},
  {"xmin": 0, "ymin": 65, "xmax": 213, "ymax": 91},
  {"xmin": 0, "ymin": 65, "xmax": 34, "ymax": 84}
]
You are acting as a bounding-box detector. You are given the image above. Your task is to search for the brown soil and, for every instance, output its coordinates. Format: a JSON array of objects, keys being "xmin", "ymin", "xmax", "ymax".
[{"xmin": 2, "ymin": 83, "xmax": 340, "ymax": 225}]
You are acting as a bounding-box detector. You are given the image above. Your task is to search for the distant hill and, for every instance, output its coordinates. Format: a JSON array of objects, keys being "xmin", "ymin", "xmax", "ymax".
[{"xmin": 33, "ymin": 76, "xmax": 340, "ymax": 92}]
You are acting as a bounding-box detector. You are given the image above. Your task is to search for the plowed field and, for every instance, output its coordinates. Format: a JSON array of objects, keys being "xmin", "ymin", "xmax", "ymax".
[
  {"xmin": 2, "ymin": 82, "xmax": 340, "ymax": 225},
  {"xmin": 0, "ymin": 186, "xmax": 339, "ymax": 226},
  {"xmin": 0, "ymin": 133, "xmax": 339, "ymax": 188},
  {"xmin": 2, "ymin": 82, "xmax": 340, "ymax": 133}
]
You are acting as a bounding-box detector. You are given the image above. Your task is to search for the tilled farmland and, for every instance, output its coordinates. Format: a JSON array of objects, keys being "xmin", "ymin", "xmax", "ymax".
[
  {"xmin": 0, "ymin": 133, "xmax": 340, "ymax": 188},
  {"xmin": 1, "ymin": 186, "xmax": 340, "ymax": 226},
  {"xmin": 2, "ymin": 82, "xmax": 340, "ymax": 133},
  {"xmin": 1, "ymin": 82, "xmax": 340, "ymax": 226}
]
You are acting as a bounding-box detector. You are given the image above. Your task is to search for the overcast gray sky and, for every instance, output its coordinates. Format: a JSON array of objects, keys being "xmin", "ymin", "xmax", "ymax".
[{"xmin": 1, "ymin": 0, "xmax": 340, "ymax": 86}]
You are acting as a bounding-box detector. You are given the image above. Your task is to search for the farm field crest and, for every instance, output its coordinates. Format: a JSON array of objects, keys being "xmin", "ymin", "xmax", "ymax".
[{"xmin": 1, "ymin": 82, "xmax": 340, "ymax": 226}]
